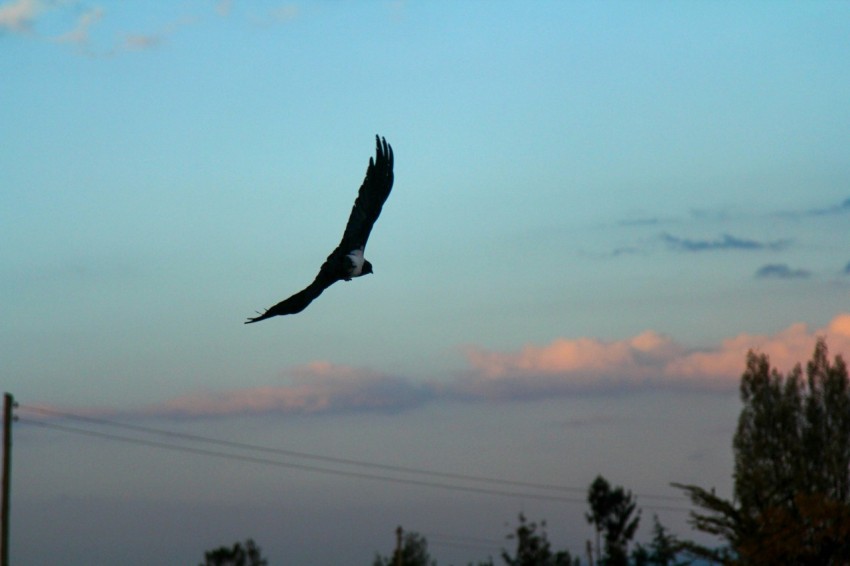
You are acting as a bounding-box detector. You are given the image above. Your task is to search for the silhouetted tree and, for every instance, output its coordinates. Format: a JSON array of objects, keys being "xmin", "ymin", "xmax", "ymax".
[
  {"xmin": 631, "ymin": 516, "xmax": 688, "ymax": 566},
  {"xmin": 373, "ymin": 530, "xmax": 436, "ymax": 566},
  {"xmin": 586, "ymin": 476, "xmax": 641, "ymax": 566},
  {"xmin": 675, "ymin": 338, "xmax": 850, "ymax": 564},
  {"xmin": 200, "ymin": 538, "xmax": 268, "ymax": 566},
  {"xmin": 501, "ymin": 513, "xmax": 579, "ymax": 566}
]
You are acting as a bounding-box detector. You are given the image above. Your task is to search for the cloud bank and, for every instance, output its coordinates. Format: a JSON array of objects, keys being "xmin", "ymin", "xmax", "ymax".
[
  {"xmin": 34, "ymin": 314, "xmax": 850, "ymax": 420},
  {"xmin": 462, "ymin": 314, "xmax": 850, "ymax": 398},
  {"xmin": 457, "ymin": 331, "xmax": 687, "ymax": 398}
]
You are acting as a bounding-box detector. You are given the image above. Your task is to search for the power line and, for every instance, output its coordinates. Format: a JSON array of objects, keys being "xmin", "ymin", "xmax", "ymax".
[
  {"xmin": 21, "ymin": 418, "xmax": 593, "ymax": 505},
  {"xmin": 16, "ymin": 404, "xmax": 691, "ymax": 513},
  {"xmin": 17, "ymin": 404, "xmax": 597, "ymax": 497},
  {"xmin": 17, "ymin": 404, "xmax": 688, "ymax": 503}
]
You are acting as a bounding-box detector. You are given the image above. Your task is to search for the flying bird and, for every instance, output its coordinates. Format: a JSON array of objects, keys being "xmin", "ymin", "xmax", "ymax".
[{"xmin": 245, "ymin": 136, "xmax": 394, "ymax": 323}]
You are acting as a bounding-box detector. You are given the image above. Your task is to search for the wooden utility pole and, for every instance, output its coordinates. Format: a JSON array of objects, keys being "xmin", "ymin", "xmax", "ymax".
[
  {"xmin": 394, "ymin": 525, "xmax": 403, "ymax": 566},
  {"xmin": 1, "ymin": 392, "xmax": 13, "ymax": 566}
]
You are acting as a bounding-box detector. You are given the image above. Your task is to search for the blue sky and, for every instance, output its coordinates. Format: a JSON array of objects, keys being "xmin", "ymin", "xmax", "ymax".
[{"xmin": 2, "ymin": 1, "xmax": 850, "ymax": 564}]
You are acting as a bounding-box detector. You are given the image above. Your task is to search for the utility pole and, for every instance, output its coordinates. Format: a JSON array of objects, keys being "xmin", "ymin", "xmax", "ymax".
[
  {"xmin": 394, "ymin": 525, "xmax": 403, "ymax": 566},
  {"xmin": 1, "ymin": 393, "xmax": 14, "ymax": 566}
]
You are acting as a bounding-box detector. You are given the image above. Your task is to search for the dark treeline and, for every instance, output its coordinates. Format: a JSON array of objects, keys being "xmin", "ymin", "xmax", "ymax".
[{"xmin": 372, "ymin": 478, "xmax": 680, "ymax": 566}]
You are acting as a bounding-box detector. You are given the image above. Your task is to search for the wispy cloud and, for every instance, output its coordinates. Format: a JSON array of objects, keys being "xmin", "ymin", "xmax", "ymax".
[
  {"xmin": 755, "ymin": 263, "xmax": 811, "ymax": 280},
  {"xmin": 804, "ymin": 197, "xmax": 850, "ymax": 217},
  {"xmin": 1, "ymin": 2, "xmax": 202, "ymax": 55},
  {"xmin": 660, "ymin": 232, "xmax": 789, "ymax": 252},
  {"xmin": 123, "ymin": 33, "xmax": 162, "ymax": 51},
  {"xmin": 774, "ymin": 197, "xmax": 850, "ymax": 219},
  {"xmin": 608, "ymin": 246, "xmax": 642, "ymax": 257},
  {"xmin": 0, "ymin": 0, "xmax": 40, "ymax": 33},
  {"xmin": 31, "ymin": 313, "xmax": 848, "ymax": 420},
  {"xmin": 612, "ymin": 198, "xmax": 849, "ymax": 256},
  {"xmin": 119, "ymin": 15, "xmax": 196, "ymax": 52},
  {"xmin": 54, "ymin": 7, "xmax": 103, "ymax": 48}
]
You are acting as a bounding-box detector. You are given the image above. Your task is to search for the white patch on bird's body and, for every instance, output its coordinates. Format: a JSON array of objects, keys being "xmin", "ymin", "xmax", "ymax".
[{"xmin": 346, "ymin": 249, "xmax": 366, "ymax": 278}]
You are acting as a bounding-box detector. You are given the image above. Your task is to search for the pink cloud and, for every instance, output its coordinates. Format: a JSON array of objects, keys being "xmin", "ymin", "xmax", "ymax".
[
  {"xmin": 24, "ymin": 314, "xmax": 850, "ymax": 420},
  {"xmin": 457, "ymin": 331, "xmax": 686, "ymax": 398},
  {"xmin": 667, "ymin": 314, "xmax": 850, "ymax": 384},
  {"xmin": 459, "ymin": 313, "xmax": 850, "ymax": 397},
  {"xmin": 146, "ymin": 362, "xmax": 434, "ymax": 418},
  {"xmin": 466, "ymin": 331, "xmax": 682, "ymax": 379}
]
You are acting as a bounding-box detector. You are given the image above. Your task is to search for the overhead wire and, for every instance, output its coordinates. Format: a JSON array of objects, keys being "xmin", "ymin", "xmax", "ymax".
[
  {"xmin": 21, "ymin": 418, "xmax": 593, "ymax": 505},
  {"xmin": 15, "ymin": 403, "xmax": 691, "ymax": 513},
  {"xmin": 20, "ymin": 405, "xmax": 588, "ymax": 497},
  {"xmin": 17, "ymin": 404, "xmax": 591, "ymax": 495}
]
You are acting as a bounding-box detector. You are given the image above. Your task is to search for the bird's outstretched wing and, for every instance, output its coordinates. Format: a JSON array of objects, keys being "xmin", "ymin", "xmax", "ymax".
[
  {"xmin": 244, "ymin": 136, "xmax": 394, "ymax": 324},
  {"xmin": 337, "ymin": 135, "xmax": 394, "ymax": 253},
  {"xmin": 245, "ymin": 269, "xmax": 336, "ymax": 323}
]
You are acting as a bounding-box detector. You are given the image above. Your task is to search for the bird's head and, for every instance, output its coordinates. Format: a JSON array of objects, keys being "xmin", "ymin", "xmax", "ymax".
[{"xmin": 362, "ymin": 260, "xmax": 374, "ymax": 275}]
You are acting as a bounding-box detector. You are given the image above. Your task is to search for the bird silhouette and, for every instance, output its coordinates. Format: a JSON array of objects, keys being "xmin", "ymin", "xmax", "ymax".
[{"xmin": 245, "ymin": 136, "xmax": 394, "ymax": 323}]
